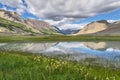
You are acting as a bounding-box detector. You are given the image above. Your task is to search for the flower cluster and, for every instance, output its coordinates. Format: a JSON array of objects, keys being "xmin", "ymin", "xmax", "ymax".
[{"xmin": 33, "ymin": 55, "xmax": 117, "ymax": 80}]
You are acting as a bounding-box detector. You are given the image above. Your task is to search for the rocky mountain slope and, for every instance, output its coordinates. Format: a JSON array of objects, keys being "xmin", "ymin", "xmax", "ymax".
[
  {"xmin": 0, "ymin": 9, "xmax": 61, "ymax": 35},
  {"xmin": 24, "ymin": 19, "xmax": 60, "ymax": 34},
  {"xmin": 75, "ymin": 20, "xmax": 110, "ymax": 35},
  {"xmin": 95, "ymin": 21, "xmax": 120, "ymax": 35},
  {"xmin": 0, "ymin": 9, "xmax": 24, "ymax": 22}
]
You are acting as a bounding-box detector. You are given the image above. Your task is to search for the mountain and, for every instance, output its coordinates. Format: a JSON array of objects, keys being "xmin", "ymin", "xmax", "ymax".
[
  {"xmin": 0, "ymin": 9, "xmax": 61, "ymax": 35},
  {"xmin": 0, "ymin": 43, "xmax": 57, "ymax": 53},
  {"xmin": 95, "ymin": 21, "xmax": 120, "ymax": 35},
  {"xmin": 0, "ymin": 17, "xmax": 35, "ymax": 35},
  {"xmin": 24, "ymin": 19, "xmax": 61, "ymax": 35},
  {"xmin": 0, "ymin": 9, "xmax": 24, "ymax": 22},
  {"xmin": 75, "ymin": 20, "xmax": 110, "ymax": 35},
  {"xmin": 82, "ymin": 42, "xmax": 120, "ymax": 50}
]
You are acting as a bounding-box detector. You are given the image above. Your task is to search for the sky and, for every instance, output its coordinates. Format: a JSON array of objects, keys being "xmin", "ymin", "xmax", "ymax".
[{"xmin": 0, "ymin": 0, "xmax": 120, "ymax": 30}]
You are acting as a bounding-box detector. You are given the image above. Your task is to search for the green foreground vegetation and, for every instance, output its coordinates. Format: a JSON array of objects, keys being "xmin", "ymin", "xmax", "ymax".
[
  {"xmin": 0, "ymin": 35, "xmax": 120, "ymax": 42},
  {"xmin": 0, "ymin": 51, "xmax": 120, "ymax": 80}
]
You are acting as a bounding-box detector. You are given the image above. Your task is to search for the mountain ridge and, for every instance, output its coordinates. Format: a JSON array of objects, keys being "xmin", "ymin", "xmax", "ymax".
[
  {"xmin": 0, "ymin": 9, "xmax": 61, "ymax": 35},
  {"xmin": 94, "ymin": 21, "xmax": 120, "ymax": 35},
  {"xmin": 74, "ymin": 20, "xmax": 120, "ymax": 36},
  {"xmin": 75, "ymin": 20, "xmax": 111, "ymax": 35}
]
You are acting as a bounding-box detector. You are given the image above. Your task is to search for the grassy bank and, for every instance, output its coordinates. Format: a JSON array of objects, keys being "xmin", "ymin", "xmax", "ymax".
[
  {"xmin": 0, "ymin": 51, "xmax": 120, "ymax": 80},
  {"xmin": 0, "ymin": 35, "xmax": 120, "ymax": 42}
]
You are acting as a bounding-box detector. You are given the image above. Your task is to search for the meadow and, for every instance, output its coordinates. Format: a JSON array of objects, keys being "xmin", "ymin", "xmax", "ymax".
[
  {"xmin": 0, "ymin": 35, "xmax": 120, "ymax": 42},
  {"xmin": 0, "ymin": 51, "xmax": 120, "ymax": 80}
]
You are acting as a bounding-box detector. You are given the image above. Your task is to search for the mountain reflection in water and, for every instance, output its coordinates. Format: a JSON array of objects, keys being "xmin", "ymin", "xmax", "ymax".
[{"xmin": 0, "ymin": 41, "xmax": 120, "ymax": 68}]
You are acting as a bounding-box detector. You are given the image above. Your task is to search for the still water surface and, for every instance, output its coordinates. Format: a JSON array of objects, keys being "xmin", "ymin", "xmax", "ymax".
[{"xmin": 0, "ymin": 41, "xmax": 120, "ymax": 68}]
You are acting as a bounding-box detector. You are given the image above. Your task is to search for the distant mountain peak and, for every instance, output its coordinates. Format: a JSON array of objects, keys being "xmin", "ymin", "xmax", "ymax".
[{"xmin": 75, "ymin": 20, "xmax": 110, "ymax": 35}]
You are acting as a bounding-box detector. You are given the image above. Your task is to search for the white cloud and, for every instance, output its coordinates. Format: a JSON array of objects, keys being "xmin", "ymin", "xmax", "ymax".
[
  {"xmin": 106, "ymin": 48, "xmax": 120, "ymax": 53},
  {"xmin": 0, "ymin": 0, "xmax": 26, "ymax": 14},
  {"xmin": 1, "ymin": 0, "xmax": 120, "ymax": 20},
  {"xmin": 25, "ymin": 0, "xmax": 120, "ymax": 20},
  {"xmin": 59, "ymin": 23, "xmax": 87, "ymax": 30},
  {"xmin": 107, "ymin": 20, "xmax": 119, "ymax": 23},
  {"xmin": 44, "ymin": 18, "xmax": 76, "ymax": 26},
  {"xmin": 57, "ymin": 42, "xmax": 88, "ymax": 48},
  {"xmin": 0, "ymin": 0, "xmax": 22, "ymax": 7}
]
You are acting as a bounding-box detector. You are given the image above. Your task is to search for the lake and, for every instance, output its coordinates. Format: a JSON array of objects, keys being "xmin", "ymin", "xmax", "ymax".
[{"xmin": 0, "ymin": 41, "xmax": 120, "ymax": 68}]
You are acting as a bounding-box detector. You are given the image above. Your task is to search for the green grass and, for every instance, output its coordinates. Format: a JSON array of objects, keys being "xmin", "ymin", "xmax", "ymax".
[
  {"xmin": 40, "ymin": 28, "xmax": 61, "ymax": 35},
  {"xmin": 0, "ymin": 51, "xmax": 120, "ymax": 80},
  {"xmin": 0, "ymin": 35, "xmax": 120, "ymax": 42}
]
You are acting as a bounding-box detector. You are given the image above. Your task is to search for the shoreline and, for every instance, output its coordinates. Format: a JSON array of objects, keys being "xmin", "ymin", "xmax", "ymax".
[{"xmin": 0, "ymin": 35, "xmax": 120, "ymax": 42}]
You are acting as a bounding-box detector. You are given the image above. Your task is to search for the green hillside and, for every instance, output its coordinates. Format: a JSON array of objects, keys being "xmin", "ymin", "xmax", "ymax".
[{"xmin": 0, "ymin": 17, "xmax": 34, "ymax": 33}]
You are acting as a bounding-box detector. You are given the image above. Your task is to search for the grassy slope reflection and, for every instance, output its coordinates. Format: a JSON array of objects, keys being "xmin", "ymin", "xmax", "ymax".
[{"xmin": 0, "ymin": 51, "xmax": 120, "ymax": 80}]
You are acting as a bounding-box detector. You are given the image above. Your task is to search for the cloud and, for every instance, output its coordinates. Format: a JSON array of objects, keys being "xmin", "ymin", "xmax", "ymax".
[
  {"xmin": 107, "ymin": 20, "xmax": 119, "ymax": 23},
  {"xmin": 0, "ymin": 0, "xmax": 26, "ymax": 14},
  {"xmin": 44, "ymin": 18, "xmax": 77, "ymax": 26},
  {"xmin": 0, "ymin": 0, "xmax": 22, "ymax": 7},
  {"xmin": 1, "ymin": 0, "xmax": 120, "ymax": 20},
  {"xmin": 25, "ymin": 0, "xmax": 120, "ymax": 20},
  {"xmin": 59, "ymin": 23, "xmax": 87, "ymax": 30},
  {"xmin": 57, "ymin": 42, "xmax": 88, "ymax": 48}
]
